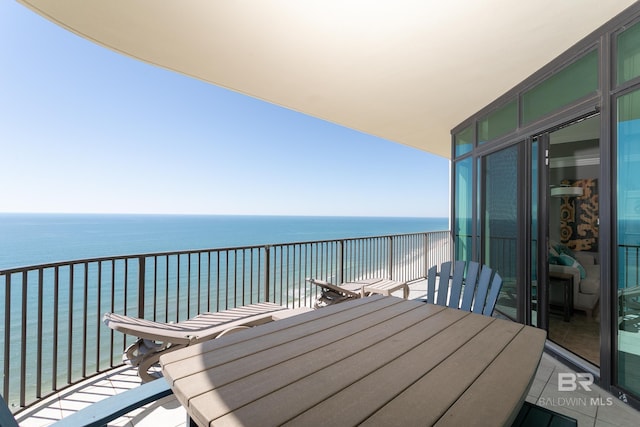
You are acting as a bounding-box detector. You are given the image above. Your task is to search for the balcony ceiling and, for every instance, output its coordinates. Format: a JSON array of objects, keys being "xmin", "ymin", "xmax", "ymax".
[{"xmin": 18, "ymin": 0, "xmax": 637, "ymax": 159}]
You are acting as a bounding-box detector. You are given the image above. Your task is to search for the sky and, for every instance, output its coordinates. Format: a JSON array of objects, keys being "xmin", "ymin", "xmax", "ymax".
[{"xmin": 0, "ymin": 1, "xmax": 450, "ymax": 218}]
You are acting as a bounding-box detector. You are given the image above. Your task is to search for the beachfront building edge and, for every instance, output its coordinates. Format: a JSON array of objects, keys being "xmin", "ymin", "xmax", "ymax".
[{"xmin": 451, "ymin": 1, "xmax": 640, "ymax": 410}]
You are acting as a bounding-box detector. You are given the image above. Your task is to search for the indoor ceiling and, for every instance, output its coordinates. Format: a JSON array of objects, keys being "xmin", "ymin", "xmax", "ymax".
[{"xmin": 18, "ymin": 0, "xmax": 638, "ymax": 159}]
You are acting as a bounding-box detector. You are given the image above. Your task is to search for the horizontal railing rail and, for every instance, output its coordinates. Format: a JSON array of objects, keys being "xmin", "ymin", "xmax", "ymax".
[{"xmin": 0, "ymin": 230, "xmax": 451, "ymax": 412}]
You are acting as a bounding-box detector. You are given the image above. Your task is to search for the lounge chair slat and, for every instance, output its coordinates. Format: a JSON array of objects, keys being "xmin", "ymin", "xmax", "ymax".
[{"xmin": 104, "ymin": 302, "xmax": 306, "ymax": 381}]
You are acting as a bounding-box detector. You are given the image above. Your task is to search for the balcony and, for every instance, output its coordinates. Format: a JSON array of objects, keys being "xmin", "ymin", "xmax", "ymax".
[
  {"xmin": 1, "ymin": 231, "xmax": 449, "ymax": 412},
  {"xmin": 2, "ymin": 230, "xmax": 639, "ymax": 426}
]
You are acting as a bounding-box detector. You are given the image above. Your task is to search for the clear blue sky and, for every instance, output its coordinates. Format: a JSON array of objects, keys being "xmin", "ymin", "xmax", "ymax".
[{"xmin": 0, "ymin": 1, "xmax": 450, "ymax": 218}]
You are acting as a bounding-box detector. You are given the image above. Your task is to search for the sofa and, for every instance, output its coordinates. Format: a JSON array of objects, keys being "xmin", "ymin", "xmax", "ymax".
[{"xmin": 549, "ymin": 249, "xmax": 600, "ymax": 318}]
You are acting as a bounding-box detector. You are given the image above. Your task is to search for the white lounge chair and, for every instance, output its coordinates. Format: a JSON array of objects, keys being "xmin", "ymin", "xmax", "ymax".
[
  {"xmin": 104, "ymin": 302, "xmax": 311, "ymax": 382},
  {"xmin": 307, "ymin": 278, "xmax": 363, "ymax": 308}
]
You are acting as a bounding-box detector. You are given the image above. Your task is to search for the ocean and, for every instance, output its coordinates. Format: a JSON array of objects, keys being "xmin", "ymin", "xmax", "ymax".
[{"xmin": 0, "ymin": 213, "xmax": 448, "ymax": 270}]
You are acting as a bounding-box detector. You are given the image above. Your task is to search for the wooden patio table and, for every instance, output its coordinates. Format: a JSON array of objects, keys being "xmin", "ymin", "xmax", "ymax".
[{"xmin": 160, "ymin": 295, "xmax": 546, "ymax": 427}]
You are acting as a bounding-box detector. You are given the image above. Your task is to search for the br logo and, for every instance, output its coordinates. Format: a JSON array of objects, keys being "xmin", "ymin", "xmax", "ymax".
[{"xmin": 558, "ymin": 373, "xmax": 594, "ymax": 392}]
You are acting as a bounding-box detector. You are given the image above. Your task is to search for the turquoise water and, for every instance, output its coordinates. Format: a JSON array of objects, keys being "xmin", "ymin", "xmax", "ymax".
[{"xmin": 0, "ymin": 213, "xmax": 448, "ymax": 270}]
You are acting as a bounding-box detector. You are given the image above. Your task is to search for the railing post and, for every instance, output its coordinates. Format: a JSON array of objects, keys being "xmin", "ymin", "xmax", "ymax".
[
  {"xmin": 264, "ymin": 245, "xmax": 271, "ymax": 302},
  {"xmin": 138, "ymin": 256, "xmax": 145, "ymax": 318},
  {"xmin": 388, "ymin": 236, "xmax": 394, "ymax": 280}
]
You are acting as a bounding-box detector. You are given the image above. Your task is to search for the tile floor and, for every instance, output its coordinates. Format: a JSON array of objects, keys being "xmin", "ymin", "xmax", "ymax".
[{"xmin": 529, "ymin": 353, "xmax": 640, "ymax": 427}]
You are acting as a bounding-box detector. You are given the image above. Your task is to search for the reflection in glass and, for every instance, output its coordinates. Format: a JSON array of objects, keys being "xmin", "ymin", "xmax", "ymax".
[
  {"xmin": 455, "ymin": 157, "xmax": 473, "ymax": 262},
  {"xmin": 617, "ymin": 90, "xmax": 640, "ymax": 395},
  {"xmin": 484, "ymin": 146, "xmax": 519, "ymax": 320},
  {"xmin": 522, "ymin": 50, "xmax": 598, "ymax": 124},
  {"xmin": 455, "ymin": 126, "xmax": 473, "ymax": 157},
  {"xmin": 617, "ymin": 21, "xmax": 640, "ymax": 85}
]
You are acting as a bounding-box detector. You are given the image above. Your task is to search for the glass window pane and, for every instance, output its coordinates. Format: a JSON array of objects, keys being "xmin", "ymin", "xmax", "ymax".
[
  {"xmin": 617, "ymin": 21, "xmax": 640, "ymax": 85},
  {"xmin": 454, "ymin": 157, "xmax": 473, "ymax": 262},
  {"xmin": 478, "ymin": 100, "xmax": 517, "ymax": 144},
  {"xmin": 522, "ymin": 50, "xmax": 598, "ymax": 124},
  {"xmin": 617, "ymin": 89, "xmax": 640, "ymax": 396},
  {"xmin": 454, "ymin": 126, "xmax": 473, "ymax": 157},
  {"xmin": 617, "ymin": 91, "xmax": 640, "ymax": 400}
]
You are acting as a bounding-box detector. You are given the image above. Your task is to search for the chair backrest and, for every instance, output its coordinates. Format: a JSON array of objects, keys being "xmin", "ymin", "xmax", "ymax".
[
  {"xmin": 0, "ymin": 394, "xmax": 18, "ymax": 427},
  {"xmin": 426, "ymin": 260, "xmax": 503, "ymax": 316}
]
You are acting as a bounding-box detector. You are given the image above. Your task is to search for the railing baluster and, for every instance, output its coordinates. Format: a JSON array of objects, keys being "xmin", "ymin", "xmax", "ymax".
[
  {"xmin": 82, "ymin": 262, "xmax": 88, "ymax": 378},
  {"xmin": 153, "ymin": 256, "xmax": 159, "ymax": 321},
  {"xmin": 207, "ymin": 251, "xmax": 213, "ymax": 311},
  {"xmin": 264, "ymin": 245, "xmax": 271, "ymax": 303},
  {"xmin": 233, "ymin": 250, "xmax": 237, "ymax": 307},
  {"xmin": 339, "ymin": 240, "xmax": 344, "ymax": 284},
  {"xmin": 249, "ymin": 249, "xmax": 254, "ymax": 305},
  {"xmin": 3, "ymin": 273, "xmax": 10, "ymax": 401},
  {"xmin": 68, "ymin": 264, "xmax": 74, "ymax": 385},
  {"xmin": 187, "ymin": 253, "xmax": 192, "ymax": 318},
  {"xmin": 197, "ymin": 253, "xmax": 202, "ymax": 314},
  {"xmin": 53, "ymin": 266, "xmax": 59, "ymax": 391},
  {"xmin": 36, "ymin": 268, "xmax": 43, "ymax": 398},
  {"xmin": 138, "ymin": 256, "xmax": 146, "ymax": 319},
  {"xmin": 176, "ymin": 255, "xmax": 181, "ymax": 320},
  {"xmin": 96, "ymin": 262, "xmax": 102, "ymax": 372},
  {"xmin": 109, "ymin": 260, "xmax": 115, "ymax": 367},
  {"xmin": 165, "ymin": 256, "xmax": 169, "ymax": 322},
  {"xmin": 20, "ymin": 271, "xmax": 27, "ymax": 407}
]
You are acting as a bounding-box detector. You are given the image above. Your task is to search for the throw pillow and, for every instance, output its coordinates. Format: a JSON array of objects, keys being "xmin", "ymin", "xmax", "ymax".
[
  {"xmin": 555, "ymin": 243, "xmax": 576, "ymax": 259},
  {"xmin": 558, "ymin": 253, "xmax": 586, "ymax": 279}
]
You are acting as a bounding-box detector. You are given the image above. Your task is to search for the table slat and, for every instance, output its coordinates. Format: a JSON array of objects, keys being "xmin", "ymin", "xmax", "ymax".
[
  {"xmin": 435, "ymin": 326, "xmax": 547, "ymax": 426},
  {"xmin": 356, "ymin": 319, "xmax": 525, "ymax": 426},
  {"xmin": 282, "ymin": 312, "xmax": 496, "ymax": 426}
]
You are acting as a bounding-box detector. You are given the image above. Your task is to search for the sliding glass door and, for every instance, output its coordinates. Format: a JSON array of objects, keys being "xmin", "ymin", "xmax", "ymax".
[
  {"xmin": 482, "ymin": 145, "xmax": 519, "ymax": 320},
  {"xmin": 544, "ymin": 115, "xmax": 601, "ymax": 366}
]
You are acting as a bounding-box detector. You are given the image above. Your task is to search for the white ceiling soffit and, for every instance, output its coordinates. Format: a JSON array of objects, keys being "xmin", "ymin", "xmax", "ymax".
[{"xmin": 18, "ymin": 0, "xmax": 638, "ymax": 159}]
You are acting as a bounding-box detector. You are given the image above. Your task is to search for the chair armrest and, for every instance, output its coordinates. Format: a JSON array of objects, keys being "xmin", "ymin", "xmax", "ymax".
[{"xmin": 306, "ymin": 278, "xmax": 361, "ymax": 298}]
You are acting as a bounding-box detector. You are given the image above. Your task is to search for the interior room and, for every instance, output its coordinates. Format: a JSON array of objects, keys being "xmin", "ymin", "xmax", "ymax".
[{"xmin": 547, "ymin": 115, "xmax": 601, "ymax": 366}]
